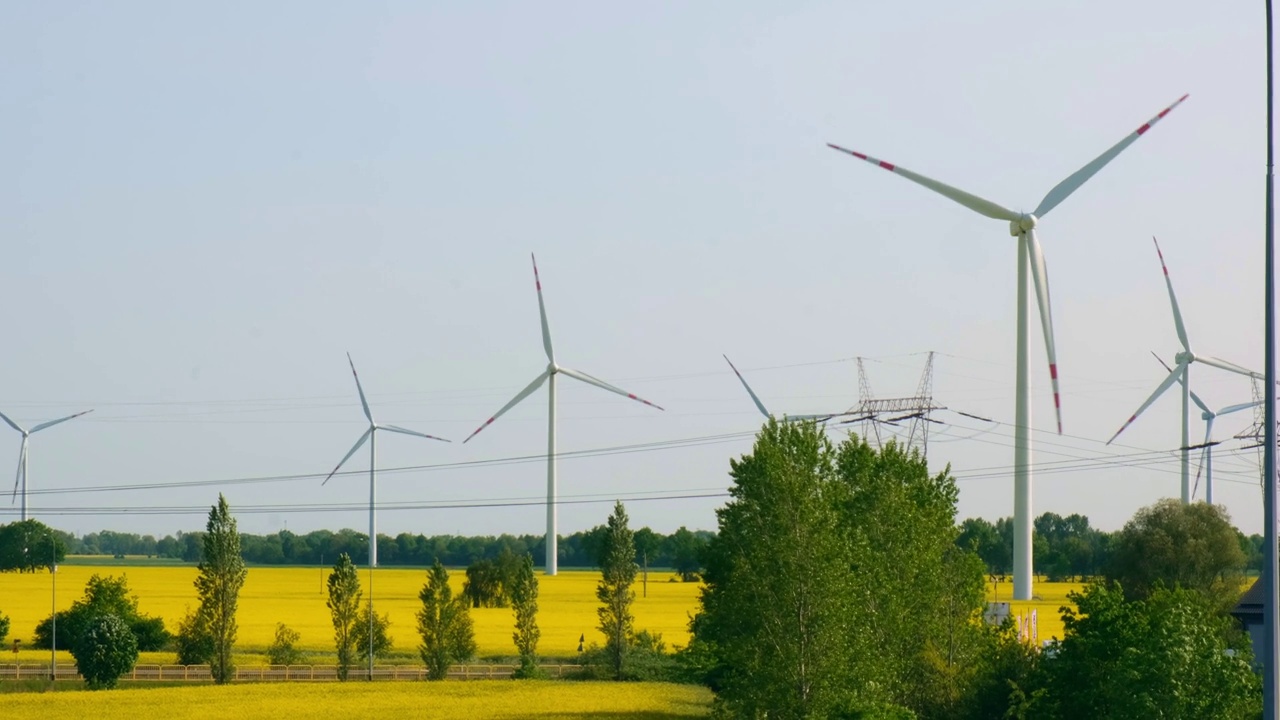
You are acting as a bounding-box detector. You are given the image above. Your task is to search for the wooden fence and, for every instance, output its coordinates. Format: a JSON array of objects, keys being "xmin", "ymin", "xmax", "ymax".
[{"xmin": 0, "ymin": 663, "xmax": 583, "ymax": 683}]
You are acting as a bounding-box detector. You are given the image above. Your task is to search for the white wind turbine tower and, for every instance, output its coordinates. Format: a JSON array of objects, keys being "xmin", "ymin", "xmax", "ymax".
[
  {"xmin": 723, "ymin": 355, "xmax": 839, "ymax": 423},
  {"xmin": 1107, "ymin": 238, "xmax": 1259, "ymax": 503},
  {"xmin": 463, "ymin": 254, "xmax": 664, "ymax": 576},
  {"xmin": 322, "ymin": 354, "xmax": 450, "ymax": 568},
  {"xmin": 0, "ymin": 408, "xmax": 93, "ymax": 521},
  {"xmin": 828, "ymin": 95, "xmax": 1187, "ymax": 601}
]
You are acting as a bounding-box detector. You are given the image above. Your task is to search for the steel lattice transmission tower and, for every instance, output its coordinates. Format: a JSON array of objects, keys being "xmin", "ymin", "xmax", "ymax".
[{"xmin": 843, "ymin": 352, "xmax": 942, "ymax": 459}]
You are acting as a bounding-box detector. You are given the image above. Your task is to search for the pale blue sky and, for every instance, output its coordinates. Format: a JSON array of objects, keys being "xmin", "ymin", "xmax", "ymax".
[{"xmin": 1, "ymin": 1, "xmax": 1272, "ymax": 538}]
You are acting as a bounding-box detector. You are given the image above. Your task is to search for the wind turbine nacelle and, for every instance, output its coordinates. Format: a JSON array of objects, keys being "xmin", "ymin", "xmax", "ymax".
[{"xmin": 1008, "ymin": 215, "xmax": 1038, "ymax": 237}]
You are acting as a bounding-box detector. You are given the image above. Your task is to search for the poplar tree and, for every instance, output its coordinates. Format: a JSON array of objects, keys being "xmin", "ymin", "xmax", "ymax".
[
  {"xmin": 326, "ymin": 552, "xmax": 362, "ymax": 680},
  {"xmin": 509, "ymin": 552, "xmax": 542, "ymax": 678},
  {"xmin": 416, "ymin": 560, "xmax": 476, "ymax": 680},
  {"xmin": 193, "ymin": 494, "xmax": 247, "ymax": 684},
  {"xmin": 596, "ymin": 501, "xmax": 636, "ymax": 680}
]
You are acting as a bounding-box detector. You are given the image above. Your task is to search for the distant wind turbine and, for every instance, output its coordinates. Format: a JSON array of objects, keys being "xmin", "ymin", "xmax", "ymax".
[
  {"xmin": 322, "ymin": 353, "xmax": 450, "ymax": 568},
  {"xmin": 463, "ymin": 254, "xmax": 664, "ymax": 575},
  {"xmin": 0, "ymin": 408, "xmax": 92, "ymax": 521},
  {"xmin": 827, "ymin": 95, "xmax": 1188, "ymax": 601},
  {"xmin": 1107, "ymin": 238, "xmax": 1259, "ymax": 503},
  {"xmin": 722, "ymin": 355, "xmax": 837, "ymax": 423},
  {"xmin": 1153, "ymin": 352, "xmax": 1261, "ymax": 505},
  {"xmin": 1190, "ymin": 392, "xmax": 1261, "ymax": 506}
]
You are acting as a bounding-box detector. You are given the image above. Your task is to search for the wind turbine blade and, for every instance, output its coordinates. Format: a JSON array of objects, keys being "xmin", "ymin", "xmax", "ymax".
[
  {"xmin": 379, "ymin": 424, "xmax": 451, "ymax": 443},
  {"xmin": 0, "ymin": 409, "xmax": 23, "ymax": 434},
  {"xmin": 722, "ymin": 355, "xmax": 771, "ymax": 419},
  {"xmin": 29, "ymin": 409, "xmax": 94, "ymax": 434},
  {"xmin": 322, "ymin": 428, "xmax": 372, "ymax": 486},
  {"xmin": 557, "ymin": 366, "xmax": 665, "ymax": 411},
  {"xmin": 825, "ymin": 144, "xmax": 1020, "ymax": 221},
  {"xmin": 1026, "ymin": 231, "xmax": 1063, "ymax": 434},
  {"xmin": 1188, "ymin": 388, "xmax": 1211, "ymax": 417},
  {"xmin": 1106, "ymin": 362, "xmax": 1187, "ymax": 444},
  {"xmin": 10, "ymin": 439, "xmax": 24, "ymax": 504},
  {"xmin": 347, "ymin": 353, "xmax": 374, "ymax": 424},
  {"xmin": 1220, "ymin": 400, "xmax": 1264, "ymax": 416},
  {"xmin": 1152, "ymin": 238, "xmax": 1190, "ymax": 351},
  {"xmin": 1152, "ymin": 351, "xmax": 1175, "ymax": 374},
  {"xmin": 1033, "ymin": 94, "xmax": 1189, "ymax": 217},
  {"xmin": 1196, "ymin": 355, "xmax": 1262, "ymax": 379},
  {"xmin": 462, "ymin": 370, "xmax": 551, "ymax": 444},
  {"xmin": 532, "ymin": 254, "xmax": 555, "ymax": 364},
  {"xmin": 1193, "ymin": 415, "xmax": 1214, "ymax": 501}
]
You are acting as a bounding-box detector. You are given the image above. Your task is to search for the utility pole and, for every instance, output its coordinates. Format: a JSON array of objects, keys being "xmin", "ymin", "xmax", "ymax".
[
  {"xmin": 1264, "ymin": 2, "xmax": 1278, "ymax": 717},
  {"xmin": 642, "ymin": 551, "xmax": 648, "ymax": 598},
  {"xmin": 51, "ymin": 534, "xmax": 57, "ymax": 687}
]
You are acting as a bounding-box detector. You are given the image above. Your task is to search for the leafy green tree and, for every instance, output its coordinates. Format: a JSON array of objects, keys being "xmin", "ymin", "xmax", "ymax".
[
  {"xmin": 0, "ymin": 519, "xmax": 66, "ymax": 573},
  {"xmin": 0, "ymin": 610, "xmax": 9, "ymax": 643},
  {"xmin": 958, "ymin": 620, "xmax": 1042, "ymax": 720},
  {"xmin": 1042, "ymin": 582, "xmax": 1259, "ymax": 719},
  {"xmin": 463, "ymin": 558, "xmax": 507, "ymax": 608},
  {"xmin": 174, "ymin": 605, "xmax": 214, "ymax": 665},
  {"xmin": 956, "ymin": 517, "xmax": 1007, "ymax": 576},
  {"xmin": 509, "ymin": 552, "xmax": 542, "ymax": 678},
  {"xmin": 353, "ymin": 601, "xmax": 393, "ymax": 663},
  {"xmin": 836, "ymin": 437, "xmax": 985, "ymax": 715},
  {"xmin": 667, "ymin": 526, "xmax": 706, "ymax": 582},
  {"xmin": 72, "ymin": 614, "xmax": 138, "ymax": 690},
  {"xmin": 326, "ymin": 552, "xmax": 362, "ymax": 680},
  {"xmin": 1105, "ymin": 498, "xmax": 1245, "ymax": 610},
  {"xmin": 416, "ymin": 560, "xmax": 476, "ymax": 680},
  {"xmin": 194, "ymin": 493, "xmax": 248, "ymax": 684},
  {"xmin": 33, "ymin": 573, "xmax": 168, "ymax": 651},
  {"xmin": 266, "ymin": 623, "xmax": 304, "ymax": 666},
  {"xmin": 695, "ymin": 419, "xmax": 855, "ymax": 718},
  {"xmin": 596, "ymin": 501, "xmax": 637, "ymax": 681}
]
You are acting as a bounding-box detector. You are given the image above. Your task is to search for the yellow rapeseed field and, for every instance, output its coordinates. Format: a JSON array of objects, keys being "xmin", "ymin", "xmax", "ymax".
[
  {"xmin": 0, "ymin": 564, "xmax": 701, "ymax": 663},
  {"xmin": 0, "ymin": 563, "xmax": 1096, "ymax": 667},
  {"xmin": 0, "ymin": 680, "xmax": 713, "ymax": 718}
]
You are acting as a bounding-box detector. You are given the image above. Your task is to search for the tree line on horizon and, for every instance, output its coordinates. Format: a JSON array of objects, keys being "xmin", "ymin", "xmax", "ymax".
[
  {"xmin": 0, "ymin": 521, "xmax": 713, "ymax": 577},
  {"xmin": 3, "ymin": 509, "xmax": 1264, "ymax": 581}
]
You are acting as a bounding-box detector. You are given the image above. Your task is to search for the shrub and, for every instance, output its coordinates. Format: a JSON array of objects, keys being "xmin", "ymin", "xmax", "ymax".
[
  {"xmin": 0, "ymin": 611, "xmax": 8, "ymax": 644},
  {"xmin": 266, "ymin": 623, "xmax": 304, "ymax": 666},
  {"xmin": 174, "ymin": 606, "xmax": 214, "ymax": 666},
  {"xmin": 72, "ymin": 614, "xmax": 138, "ymax": 690}
]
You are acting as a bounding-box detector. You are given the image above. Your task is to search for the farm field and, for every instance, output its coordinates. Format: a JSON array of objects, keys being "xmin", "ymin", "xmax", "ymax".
[
  {"xmin": 0, "ymin": 680, "xmax": 713, "ymax": 718},
  {"xmin": 1, "ymin": 564, "xmax": 702, "ymax": 664},
  {"xmin": 1, "ymin": 562, "xmax": 1093, "ymax": 667}
]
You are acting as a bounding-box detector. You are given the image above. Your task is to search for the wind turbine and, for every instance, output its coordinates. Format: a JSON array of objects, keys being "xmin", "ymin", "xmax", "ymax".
[
  {"xmin": 723, "ymin": 355, "xmax": 838, "ymax": 423},
  {"xmin": 322, "ymin": 353, "xmax": 450, "ymax": 568},
  {"xmin": 1191, "ymin": 394, "xmax": 1261, "ymax": 505},
  {"xmin": 828, "ymin": 94, "xmax": 1188, "ymax": 601},
  {"xmin": 1107, "ymin": 238, "xmax": 1259, "ymax": 503},
  {"xmin": 0, "ymin": 408, "xmax": 93, "ymax": 521},
  {"xmin": 463, "ymin": 254, "xmax": 664, "ymax": 575}
]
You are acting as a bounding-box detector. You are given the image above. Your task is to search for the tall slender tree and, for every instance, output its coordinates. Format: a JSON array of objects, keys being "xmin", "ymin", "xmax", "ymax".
[
  {"xmin": 193, "ymin": 494, "xmax": 247, "ymax": 684},
  {"xmin": 326, "ymin": 552, "xmax": 362, "ymax": 680},
  {"xmin": 596, "ymin": 501, "xmax": 637, "ymax": 680},
  {"xmin": 416, "ymin": 560, "xmax": 476, "ymax": 680},
  {"xmin": 509, "ymin": 552, "xmax": 541, "ymax": 678}
]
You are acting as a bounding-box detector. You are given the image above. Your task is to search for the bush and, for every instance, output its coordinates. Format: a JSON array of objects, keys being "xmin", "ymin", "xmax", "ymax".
[
  {"xmin": 72, "ymin": 614, "xmax": 138, "ymax": 690},
  {"xmin": 0, "ymin": 611, "xmax": 8, "ymax": 644},
  {"xmin": 573, "ymin": 630, "xmax": 684, "ymax": 682},
  {"xmin": 174, "ymin": 606, "xmax": 214, "ymax": 666},
  {"xmin": 266, "ymin": 623, "xmax": 304, "ymax": 666},
  {"xmin": 33, "ymin": 574, "xmax": 168, "ymax": 651}
]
